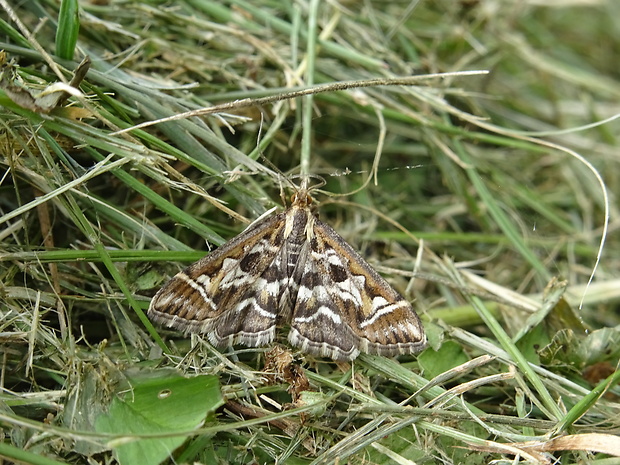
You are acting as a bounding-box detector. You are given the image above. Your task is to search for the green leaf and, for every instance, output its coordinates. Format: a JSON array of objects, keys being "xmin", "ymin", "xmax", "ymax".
[
  {"xmin": 96, "ymin": 373, "xmax": 223, "ymax": 465},
  {"xmin": 417, "ymin": 340, "xmax": 469, "ymax": 379}
]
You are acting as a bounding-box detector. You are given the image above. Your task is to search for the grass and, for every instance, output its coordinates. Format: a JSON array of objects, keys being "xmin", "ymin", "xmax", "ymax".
[{"xmin": 1, "ymin": 0, "xmax": 620, "ymax": 464}]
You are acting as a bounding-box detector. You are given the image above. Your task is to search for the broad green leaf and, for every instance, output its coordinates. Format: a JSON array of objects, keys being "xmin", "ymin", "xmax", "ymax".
[
  {"xmin": 418, "ymin": 340, "xmax": 469, "ymax": 379},
  {"xmin": 96, "ymin": 373, "xmax": 223, "ymax": 465}
]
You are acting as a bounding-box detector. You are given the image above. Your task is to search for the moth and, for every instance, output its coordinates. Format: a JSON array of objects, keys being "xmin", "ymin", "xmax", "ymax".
[{"xmin": 148, "ymin": 181, "xmax": 426, "ymax": 360}]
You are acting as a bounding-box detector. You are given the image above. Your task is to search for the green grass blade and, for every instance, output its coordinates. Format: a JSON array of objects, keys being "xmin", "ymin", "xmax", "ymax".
[{"xmin": 55, "ymin": 0, "xmax": 80, "ymax": 60}]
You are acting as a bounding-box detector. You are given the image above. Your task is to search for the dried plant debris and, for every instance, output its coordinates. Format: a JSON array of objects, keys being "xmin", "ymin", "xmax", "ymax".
[{"xmin": 0, "ymin": 51, "xmax": 90, "ymax": 113}]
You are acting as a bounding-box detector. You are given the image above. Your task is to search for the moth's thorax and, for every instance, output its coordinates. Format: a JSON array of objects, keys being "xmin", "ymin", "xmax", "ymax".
[
  {"xmin": 284, "ymin": 205, "xmax": 315, "ymax": 243},
  {"xmin": 281, "ymin": 205, "xmax": 315, "ymax": 285}
]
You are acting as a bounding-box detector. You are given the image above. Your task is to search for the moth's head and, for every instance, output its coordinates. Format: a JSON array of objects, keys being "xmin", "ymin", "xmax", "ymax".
[
  {"xmin": 288, "ymin": 175, "xmax": 325, "ymax": 211},
  {"xmin": 290, "ymin": 191, "xmax": 313, "ymax": 208}
]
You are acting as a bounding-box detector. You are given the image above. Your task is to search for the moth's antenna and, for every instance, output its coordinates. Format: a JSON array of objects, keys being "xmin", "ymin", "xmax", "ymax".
[{"xmin": 289, "ymin": 174, "xmax": 325, "ymax": 194}]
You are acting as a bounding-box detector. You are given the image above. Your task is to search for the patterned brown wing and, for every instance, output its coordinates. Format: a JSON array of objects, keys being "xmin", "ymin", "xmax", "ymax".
[
  {"xmin": 148, "ymin": 210, "xmax": 288, "ymax": 348},
  {"xmin": 289, "ymin": 218, "xmax": 426, "ymax": 360}
]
